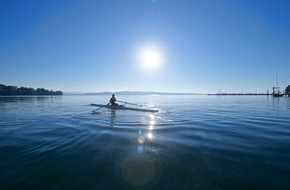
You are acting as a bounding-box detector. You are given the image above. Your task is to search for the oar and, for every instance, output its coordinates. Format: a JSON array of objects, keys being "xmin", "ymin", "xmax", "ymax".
[
  {"xmin": 117, "ymin": 100, "xmax": 145, "ymax": 107},
  {"xmin": 93, "ymin": 103, "xmax": 109, "ymax": 113}
]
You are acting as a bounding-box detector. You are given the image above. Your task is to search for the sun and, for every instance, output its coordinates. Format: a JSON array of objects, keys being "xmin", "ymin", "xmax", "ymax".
[{"xmin": 138, "ymin": 46, "xmax": 163, "ymax": 71}]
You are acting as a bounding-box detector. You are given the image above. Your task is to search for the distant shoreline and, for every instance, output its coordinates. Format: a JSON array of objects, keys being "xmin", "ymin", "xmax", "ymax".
[{"xmin": 84, "ymin": 91, "xmax": 203, "ymax": 96}]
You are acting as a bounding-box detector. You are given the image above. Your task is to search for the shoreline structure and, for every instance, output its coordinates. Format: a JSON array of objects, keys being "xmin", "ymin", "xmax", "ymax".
[{"xmin": 208, "ymin": 93, "xmax": 288, "ymax": 96}]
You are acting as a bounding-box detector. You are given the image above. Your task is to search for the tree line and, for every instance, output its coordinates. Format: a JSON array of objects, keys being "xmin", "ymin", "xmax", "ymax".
[
  {"xmin": 286, "ymin": 85, "xmax": 290, "ymax": 95},
  {"xmin": 0, "ymin": 84, "xmax": 63, "ymax": 96}
]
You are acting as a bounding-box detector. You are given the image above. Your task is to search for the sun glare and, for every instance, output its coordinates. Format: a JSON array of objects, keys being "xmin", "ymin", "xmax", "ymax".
[{"xmin": 139, "ymin": 46, "xmax": 163, "ymax": 71}]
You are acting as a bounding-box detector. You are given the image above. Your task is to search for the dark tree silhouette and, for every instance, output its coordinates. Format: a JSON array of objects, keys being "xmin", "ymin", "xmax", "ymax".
[
  {"xmin": 0, "ymin": 84, "xmax": 63, "ymax": 96},
  {"xmin": 285, "ymin": 85, "xmax": 290, "ymax": 95}
]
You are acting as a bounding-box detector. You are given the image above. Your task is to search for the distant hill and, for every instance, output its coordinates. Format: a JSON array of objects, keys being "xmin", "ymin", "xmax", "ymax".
[
  {"xmin": 0, "ymin": 84, "xmax": 63, "ymax": 96},
  {"xmin": 85, "ymin": 91, "xmax": 202, "ymax": 95}
]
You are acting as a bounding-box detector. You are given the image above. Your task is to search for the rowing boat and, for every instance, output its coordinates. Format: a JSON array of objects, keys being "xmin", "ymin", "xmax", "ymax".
[
  {"xmin": 91, "ymin": 103, "xmax": 159, "ymax": 112},
  {"xmin": 90, "ymin": 103, "xmax": 159, "ymax": 113}
]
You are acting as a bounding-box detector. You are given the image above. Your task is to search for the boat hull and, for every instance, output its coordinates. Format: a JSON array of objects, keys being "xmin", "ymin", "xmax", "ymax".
[{"xmin": 91, "ymin": 103, "xmax": 159, "ymax": 112}]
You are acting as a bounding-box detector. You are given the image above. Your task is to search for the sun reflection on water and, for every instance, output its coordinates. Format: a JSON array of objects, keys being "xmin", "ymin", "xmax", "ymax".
[
  {"xmin": 147, "ymin": 133, "xmax": 153, "ymax": 139},
  {"xmin": 117, "ymin": 113, "xmax": 159, "ymax": 188},
  {"xmin": 137, "ymin": 114, "xmax": 156, "ymax": 144}
]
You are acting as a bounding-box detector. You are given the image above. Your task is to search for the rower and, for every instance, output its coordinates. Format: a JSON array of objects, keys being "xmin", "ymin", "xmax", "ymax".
[{"xmin": 109, "ymin": 94, "xmax": 118, "ymax": 106}]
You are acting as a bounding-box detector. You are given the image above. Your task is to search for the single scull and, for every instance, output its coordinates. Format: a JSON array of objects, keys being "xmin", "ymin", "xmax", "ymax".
[{"xmin": 90, "ymin": 103, "xmax": 159, "ymax": 113}]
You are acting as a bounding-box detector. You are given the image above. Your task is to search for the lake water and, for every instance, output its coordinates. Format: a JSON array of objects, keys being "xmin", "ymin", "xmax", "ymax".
[{"xmin": 0, "ymin": 95, "xmax": 290, "ymax": 190}]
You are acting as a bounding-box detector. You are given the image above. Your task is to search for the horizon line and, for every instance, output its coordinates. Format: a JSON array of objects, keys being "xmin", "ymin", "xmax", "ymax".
[{"xmin": 63, "ymin": 91, "xmax": 206, "ymax": 95}]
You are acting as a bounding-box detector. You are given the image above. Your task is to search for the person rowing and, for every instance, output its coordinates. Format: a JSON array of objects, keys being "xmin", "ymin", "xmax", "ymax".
[
  {"xmin": 109, "ymin": 94, "xmax": 119, "ymax": 106},
  {"xmin": 91, "ymin": 95, "xmax": 158, "ymax": 112}
]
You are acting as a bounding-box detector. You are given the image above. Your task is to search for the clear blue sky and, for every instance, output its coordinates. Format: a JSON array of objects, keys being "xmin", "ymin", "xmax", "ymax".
[{"xmin": 1, "ymin": 0, "xmax": 289, "ymax": 93}]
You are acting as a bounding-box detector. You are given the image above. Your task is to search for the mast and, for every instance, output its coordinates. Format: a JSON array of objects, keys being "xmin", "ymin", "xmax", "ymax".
[
  {"xmin": 276, "ymin": 72, "xmax": 279, "ymax": 88},
  {"xmin": 276, "ymin": 72, "xmax": 280, "ymax": 94},
  {"xmin": 273, "ymin": 72, "xmax": 282, "ymax": 97}
]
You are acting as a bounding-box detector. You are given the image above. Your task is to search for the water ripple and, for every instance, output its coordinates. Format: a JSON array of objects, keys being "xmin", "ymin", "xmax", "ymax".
[{"xmin": 1, "ymin": 96, "xmax": 290, "ymax": 189}]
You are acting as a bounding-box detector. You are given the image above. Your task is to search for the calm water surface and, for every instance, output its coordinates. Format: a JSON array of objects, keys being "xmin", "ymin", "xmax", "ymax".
[{"xmin": 0, "ymin": 95, "xmax": 290, "ymax": 190}]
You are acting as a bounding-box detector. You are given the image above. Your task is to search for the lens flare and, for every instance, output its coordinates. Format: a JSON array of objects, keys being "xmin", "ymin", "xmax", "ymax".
[
  {"xmin": 120, "ymin": 154, "xmax": 157, "ymax": 187},
  {"xmin": 137, "ymin": 145, "xmax": 144, "ymax": 153},
  {"xmin": 137, "ymin": 136, "xmax": 146, "ymax": 144}
]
